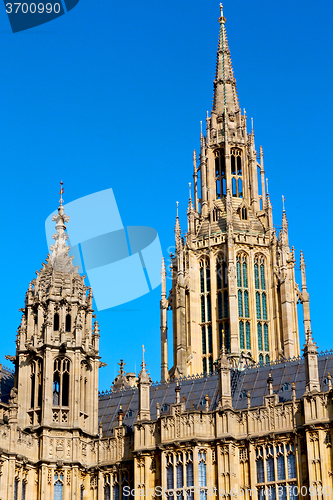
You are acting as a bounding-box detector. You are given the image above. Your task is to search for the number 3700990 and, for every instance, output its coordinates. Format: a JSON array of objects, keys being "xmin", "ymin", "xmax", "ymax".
[{"xmin": 5, "ymin": 3, "xmax": 61, "ymax": 13}]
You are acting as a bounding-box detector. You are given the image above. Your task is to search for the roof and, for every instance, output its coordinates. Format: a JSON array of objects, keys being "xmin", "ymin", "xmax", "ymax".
[
  {"xmin": 0, "ymin": 366, "xmax": 15, "ymax": 404},
  {"xmin": 98, "ymin": 351, "xmax": 333, "ymax": 437}
]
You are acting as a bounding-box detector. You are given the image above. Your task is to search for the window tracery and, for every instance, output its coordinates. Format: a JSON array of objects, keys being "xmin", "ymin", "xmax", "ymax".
[
  {"xmin": 214, "ymin": 148, "xmax": 226, "ymax": 199},
  {"xmin": 231, "ymin": 148, "xmax": 243, "ymax": 198},
  {"xmin": 216, "ymin": 255, "xmax": 230, "ymax": 353},
  {"xmin": 256, "ymin": 443, "xmax": 297, "ymax": 500},
  {"xmin": 200, "ymin": 259, "xmax": 213, "ymax": 374},
  {"xmin": 237, "ymin": 253, "xmax": 251, "ymax": 351},
  {"xmin": 255, "ymin": 255, "xmax": 269, "ymax": 361}
]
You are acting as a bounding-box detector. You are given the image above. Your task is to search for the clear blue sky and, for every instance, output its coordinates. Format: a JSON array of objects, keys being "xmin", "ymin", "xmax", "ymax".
[{"xmin": 0, "ymin": 1, "xmax": 332, "ymax": 389}]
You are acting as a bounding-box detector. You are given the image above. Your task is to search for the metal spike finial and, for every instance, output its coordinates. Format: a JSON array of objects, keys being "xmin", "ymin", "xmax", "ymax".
[
  {"xmin": 282, "ymin": 195, "xmax": 285, "ymax": 212},
  {"xmin": 176, "ymin": 201, "xmax": 179, "ymax": 218},
  {"xmin": 266, "ymin": 178, "xmax": 269, "ymax": 194},
  {"xmin": 59, "ymin": 180, "xmax": 64, "ymax": 205},
  {"xmin": 219, "ymin": 3, "xmax": 223, "ymax": 18},
  {"xmin": 189, "ymin": 183, "xmax": 192, "ymax": 199}
]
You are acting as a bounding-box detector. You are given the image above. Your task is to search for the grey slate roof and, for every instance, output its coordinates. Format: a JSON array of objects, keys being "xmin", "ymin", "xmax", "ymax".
[
  {"xmin": 98, "ymin": 352, "xmax": 333, "ymax": 437},
  {"xmin": 0, "ymin": 367, "xmax": 15, "ymax": 404}
]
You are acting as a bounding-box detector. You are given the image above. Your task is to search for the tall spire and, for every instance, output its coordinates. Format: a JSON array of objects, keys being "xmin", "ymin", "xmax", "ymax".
[
  {"xmin": 49, "ymin": 182, "xmax": 77, "ymax": 273},
  {"xmin": 175, "ymin": 201, "xmax": 182, "ymax": 253},
  {"xmin": 213, "ymin": 5, "xmax": 240, "ymax": 116}
]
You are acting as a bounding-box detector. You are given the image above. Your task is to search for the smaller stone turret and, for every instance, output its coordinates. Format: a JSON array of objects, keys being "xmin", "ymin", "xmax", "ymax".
[
  {"xmin": 303, "ymin": 329, "xmax": 320, "ymax": 393},
  {"xmin": 137, "ymin": 346, "xmax": 151, "ymax": 421},
  {"xmin": 217, "ymin": 347, "xmax": 232, "ymax": 408}
]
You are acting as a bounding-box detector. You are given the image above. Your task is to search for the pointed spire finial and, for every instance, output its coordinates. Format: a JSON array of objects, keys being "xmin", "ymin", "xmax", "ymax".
[
  {"xmin": 189, "ymin": 183, "xmax": 192, "ymax": 199},
  {"xmin": 251, "ymin": 117, "xmax": 254, "ymax": 134},
  {"xmin": 176, "ymin": 201, "xmax": 179, "ymax": 218},
  {"xmin": 266, "ymin": 178, "xmax": 269, "ymax": 194},
  {"xmin": 282, "ymin": 195, "xmax": 285, "ymax": 212},
  {"xmin": 220, "ymin": 3, "xmax": 223, "ymax": 18}
]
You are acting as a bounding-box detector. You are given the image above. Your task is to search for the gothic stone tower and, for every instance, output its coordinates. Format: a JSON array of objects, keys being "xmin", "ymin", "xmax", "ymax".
[
  {"xmin": 15, "ymin": 193, "xmax": 100, "ymax": 448},
  {"xmin": 161, "ymin": 7, "xmax": 303, "ymax": 381}
]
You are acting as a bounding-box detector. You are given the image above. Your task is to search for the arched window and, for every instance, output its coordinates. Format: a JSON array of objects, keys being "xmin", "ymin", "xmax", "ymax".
[
  {"xmin": 239, "ymin": 321, "xmax": 245, "ymax": 350},
  {"xmin": 65, "ymin": 314, "xmax": 71, "ymax": 332},
  {"xmin": 257, "ymin": 323, "xmax": 263, "ymax": 351},
  {"xmin": 112, "ymin": 475, "xmax": 119, "ymax": 500},
  {"xmin": 54, "ymin": 313, "xmax": 59, "ymax": 331},
  {"xmin": 166, "ymin": 454, "xmax": 174, "ymax": 489},
  {"xmin": 104, "ymin": 475, "xmax": 110, "ymax": 500},
  {"xmin": 237, "ymin": 253, "xmax": 250, "ymax": 352},
  {"xmin": 176, "ymin": 454, "xmax": 184, "ymax": 489},
  {"xmin": 200, "ymin": 258, "xmax": 213, "ymax": 371},
  {"xmin": 215, "ymin": 149, "xmax": 226, "ymax": 199},
  {"xmin": 54, "ymin": 473, "xmax": 64, "ymax": 500},
  {"xmin": 186, "ymin": 452, "xmax": 194, "ymax": 487},
  {"xmin": 259, "ymin": 354, "xmax": 263, "ymax": 367},
  {"xmin": 198, "ymin": 451, "xmax": 207, "ymax": 487},
  {"xmin": 231, "ymin": 149, "xmax": 243, "ymax": 197},
  {"xmin": 30, "ymin": 359, "xmax": 43, "ymax": 417},
  {"xmin": 53, "ymin": 358, "xmax": 70, "ymax": 407}
]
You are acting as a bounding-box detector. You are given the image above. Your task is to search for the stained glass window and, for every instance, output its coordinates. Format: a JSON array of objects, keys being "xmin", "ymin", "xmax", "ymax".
[
  {"xmin": 176, "ymin": 463, "xmax": 183, "ymax": 488},
  {"xmin": 218, "ymin": 292, "xmax": 223, "ymax": 319},
  {"xmin": 242, "ymin": 261, "xmax": 248, "ymax": 287},
  {"xmin": 244, "ymin": 290, "xmax": 249, "ymax": 317},
  {"xmin": 239, "ymin": 322, "xmax": 245, "ymax": 350},
  {"xmin": 264, "ymin": 324, "xmax": 269, "ymax": 351},
  {"xmin": 208, "ymin": 326, "xmax": 212, "ymax": 354},
  {"xmin": 202, "ymin": 327, "xmax": 206, "ymax": 355},
  {"xmin": 54, "ymin": 474, "xmax": 63, "ymax": 500},
  {"xmin": 167, "ymin": 466, "xmax": 174, "ymax": 490},
  {"xmin": 200, "ymin": 267, "xmax": 204, "ymax": 293},
  {"xmin": 237, "ymin": 261, "xmax": 241, "ymax": 287},
  {"xmin": 277, "ymin": 456, "xmax": 285, "ymax": 480},
  {"xmin": 262, "ymin": 293, "xmax": 267, "ymax": 320},
  {"xmin": 206, "ymin": 266, "xmax": 210, "ymax": 292},
  {"xmin": 254, "ymin": 263, "xmax": 259, "ymax": 289},
  {"xmin": 256, "ymin": 292, "xmax": 261, "ymax": 319},
  {"xmin": 207, "ymin": 295, "xmax": 211, "ymax": 322},
  {"xmin": 238, "ymin": 290, "xmax": 243, "ymax": 317},
  {"xmin": 14, "ymin": 479, "xmax": 19, "ymax": 500},
  {"xmin": 265, "ymin": 355, "xmax": 270, "ymax": 365},
  {"xmin": 104, "ymin": 485, "xmax": 110, "ymax": 500},
  {"xmin": 225, "ymin": 321, "xmax": 230, "ymax": 350},
  {"xmin": 198, "ymin": 462, "xmax": 206, "ymax": 487},
  {"xmin": 266, "ymin": 457, "xmax": 275, "ymax": 482},
  {"xmin": 260, "ymin": 264, "xmax": 266, "ymax": 289},
  {"xmin": 113, "ymin": 484, "xmax": 119, "ymax": 500},
  {"xmin": 287, "ymin": 454, "xmax": 296, "ymax": 479},
  {"xmin": 201, "ymin": 296, "xmax": 205, "ymax": 323},
  {"xmin": 22, "ymin": 482, "xmax": 26, "ymax": 500},
  {"xmin": 186, "ymin": 462, "xmax": 193, "ymax": 487},
  {"xmin": 259, "ymin": 354, "xmax": 263, "ymax": 366},
  {"xmin": 258, "ymin": 323, "xmax": 263, "ymax": 351},
  {"xmin": 257, "ymin": 459, "xmax": 264, "ymax": 483},
  {"xmin": 224, "ymin": 291, "xmax": 229, "ymax": 317},
  {"xmin": 246, "ymin": 322, "xmax": 251, "ymax": 350},
  {"xmin": 217, "ymin": 261, "xmax": 222, "ymax": 290}
]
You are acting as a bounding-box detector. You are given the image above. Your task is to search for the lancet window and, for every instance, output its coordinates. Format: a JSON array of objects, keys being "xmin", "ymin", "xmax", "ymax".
[
  {"xmin": 104, "ymin": 472, "xmax": 129, "ymax": 500},
  {"xmin": 215, "ymin": 148, "xmax": 226, "ymax": 199},
  {"xmin": 255, "ymin": 255, "xmax": 269, "ymax": 362},
  {"xmin": 216, "ymin": 255, "xmax": 230, "ymax": 353},
  {"xmin": 231, "ymin": 148, "xmax": 243, "ymax": 198},
  {"xmin": 256, "ymin": 443, "xmax": 297, "ymax": 500},
  {"xmin": 200, "ymin": 259, "xmax": 213, "ymax": 374},
  {"xmin": 29, "ymin": 358, "xmax": 43, "ymax": 425},
  {"xmin": 54, "ymin": 472, "xmax": 64, "ymax": 500},
  {"xmin": 237, "ymin": 253, "xmax": 251, "ymax": 352}
]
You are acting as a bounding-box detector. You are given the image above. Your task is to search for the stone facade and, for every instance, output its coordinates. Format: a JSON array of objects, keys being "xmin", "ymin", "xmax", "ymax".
[{"xmin": 0, "ymin": 7, "xmax": 331, "ymax": 500}]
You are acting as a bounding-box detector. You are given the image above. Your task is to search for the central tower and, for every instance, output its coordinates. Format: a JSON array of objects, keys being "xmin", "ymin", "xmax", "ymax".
[{"xmin": 161, "ymin": 6, "xmax": 306, "ymax": 380}]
